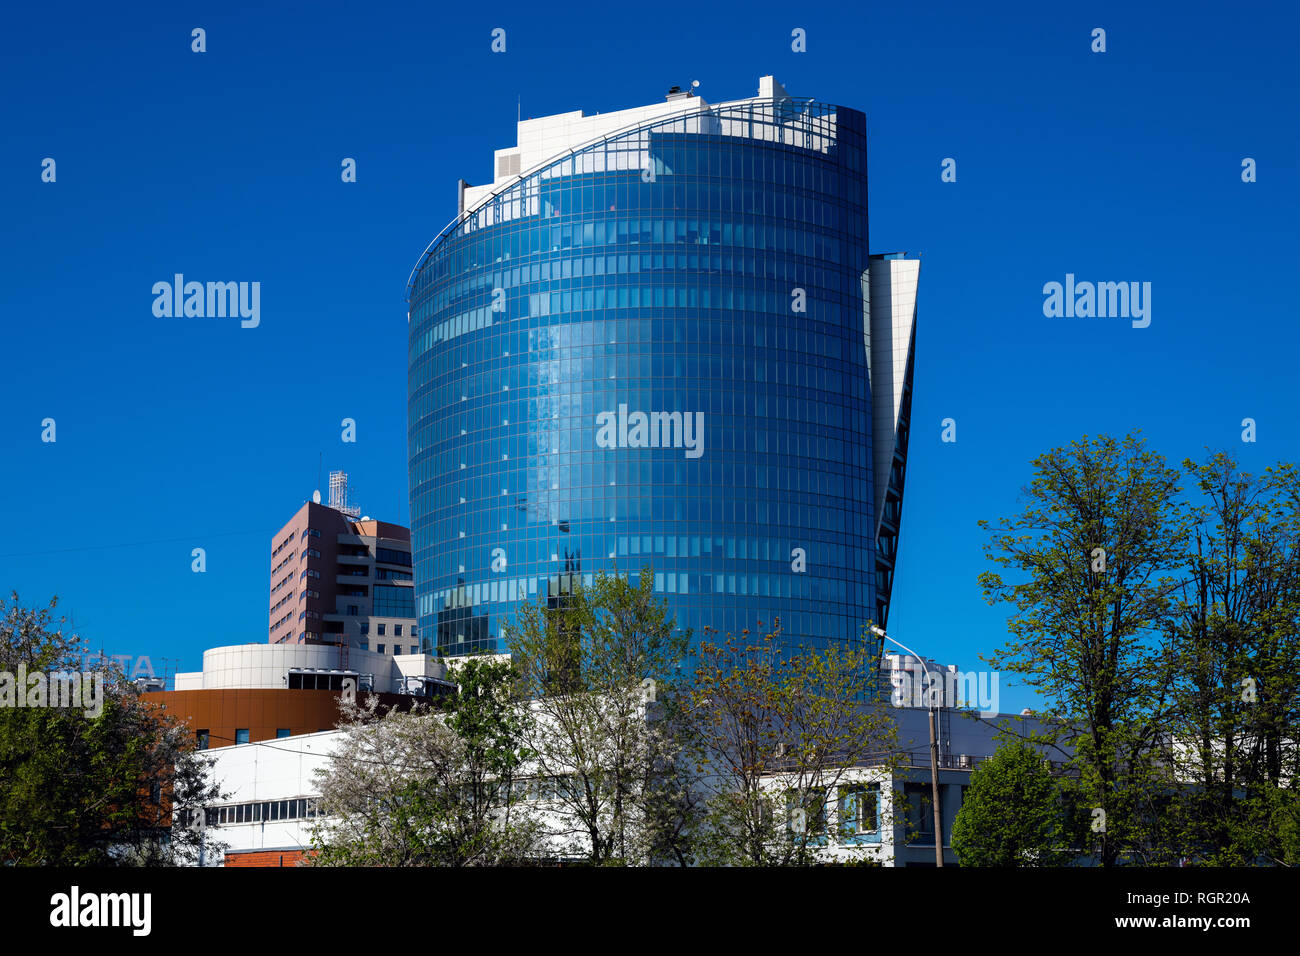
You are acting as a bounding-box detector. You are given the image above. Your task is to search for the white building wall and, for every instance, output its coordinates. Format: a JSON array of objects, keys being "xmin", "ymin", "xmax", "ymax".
[
  {"xmin": 460, "ymin": 75, "xmax": 805, "ymax": 216},
  {"xmin": 197, "ymin": 731, "xmax": 341, "ymax": 865},
  {"xmin": 172, "ymin": 643, "xmax": 449, "ymax": 693},
  {"xmin": 188, "ymin": 698, "xmax": 1063, "ymax": 866},
  {"xmin": 463, "ymin": 98, "xmax": 712, "ymax": 213},
  {"xmin": 868, "ymin": 256, "xmax": 920, "ymax": 538}
]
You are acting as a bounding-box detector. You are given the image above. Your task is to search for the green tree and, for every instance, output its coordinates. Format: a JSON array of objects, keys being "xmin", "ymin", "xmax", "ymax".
[
  {"xmin": 1161, "ymin": 452, "xmax": 1300, "ymax": 864},
  {"xmin": 0, "ymin": 593, "xmax": 222, "ymax": 865},
  {"xmin": 1266, "ymin": 786, "xmax": 1300, "ymax": 865},
  {"xmin": 686, "ymin": 620, "xmax": 899, "ymax": 866},
  {"xmin": 504, "ymin": 566, "xmax": 696, "ymax": 865},
  {"xmin": 1236, "ymin": 461, "xmax": 1300, "ymax": 794},
  {"xmin": 444, "ymin": 655, "xmax": 534, "ymax": 844},
  {"xmin": 979, "ymin": 432, "xmax": 1188, "ymax": 866},
  {"xmin": 951, "ymin": 742, "xmax": 1070, "ymax": 866},
  {"xmin": 309, "ymin": 658, "xmax": 538, "ymax": 867}
]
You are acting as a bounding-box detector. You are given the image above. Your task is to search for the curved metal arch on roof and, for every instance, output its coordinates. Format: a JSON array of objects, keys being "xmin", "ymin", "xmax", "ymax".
[{"xmin": 404, "ymin": 95, "xmax": 839, "ymax": 305}]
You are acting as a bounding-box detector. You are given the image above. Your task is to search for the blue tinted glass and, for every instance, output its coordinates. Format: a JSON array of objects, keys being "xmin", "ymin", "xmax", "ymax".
[{"xmin": 408, "ymin": 102, "xmax": 876, "ymax": 666}]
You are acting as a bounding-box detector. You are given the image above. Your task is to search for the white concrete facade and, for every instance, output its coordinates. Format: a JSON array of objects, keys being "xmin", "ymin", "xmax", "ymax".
[
  {"xmin": 193, "ymin": 730, "xmax": 340, "ymax": 865},
  {"xmin": 173, "ymin": 642, "xmax": 452, "ymax": 696},
  {"xmin": 187, "ymin": 697, "xmax": 1064, "ymax": 866},
  {"xmin": 867, "ymin": 255, "xmax": 920, "ymax": 542}
]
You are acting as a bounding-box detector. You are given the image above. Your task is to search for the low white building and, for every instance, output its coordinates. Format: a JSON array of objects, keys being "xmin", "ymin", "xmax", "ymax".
[
  {"xmin": 192, "ymin": 730, "xmax": 340, "ymax": 866},
  {"xmin": 188, "ymin": 681, "xmax": 1065, "ymax": 866},
  {"xmin": 174, "ymin": 642, "xmax": 454, "ymax": 697},
  {"xmin": 757, "ymin": 706, "xmax": 1067, "ymax": 867}
]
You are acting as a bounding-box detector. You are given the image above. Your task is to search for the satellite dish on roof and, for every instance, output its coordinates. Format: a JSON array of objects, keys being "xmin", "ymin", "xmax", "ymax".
[{"xmin": 312, "ymin": 490, "xmax": 321, "ymax": 504}]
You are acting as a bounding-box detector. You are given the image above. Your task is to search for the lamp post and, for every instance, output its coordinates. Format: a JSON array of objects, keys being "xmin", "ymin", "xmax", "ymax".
[{"xmin": 871, "ymin": 625, "xmax": 944, "ymax": 868}]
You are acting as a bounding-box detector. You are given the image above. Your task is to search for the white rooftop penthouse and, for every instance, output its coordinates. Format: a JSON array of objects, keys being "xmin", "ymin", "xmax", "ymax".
[{"xmin": 460, "ymin": 75, "xmax": 800, "ymax": 216}]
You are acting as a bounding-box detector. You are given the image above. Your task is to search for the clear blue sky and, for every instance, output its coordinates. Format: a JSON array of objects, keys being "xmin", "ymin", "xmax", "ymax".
[{"xmin": 2, "ymin": 1, "xmax": 1297, "ymax": 711}]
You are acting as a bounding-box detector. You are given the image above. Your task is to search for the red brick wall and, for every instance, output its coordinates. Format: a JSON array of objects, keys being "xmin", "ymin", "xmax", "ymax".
[
  {"xmin": 148, "ymin": 688, "xmax": 346, "ymax": 746},
  {"xmin": 224, "ymin": 849, "xmax": 314, "ymax": 867}
]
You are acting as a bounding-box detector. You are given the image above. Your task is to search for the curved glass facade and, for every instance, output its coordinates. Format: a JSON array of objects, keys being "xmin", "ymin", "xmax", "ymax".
[{"xmin": 408, "ymin": 97, "xmax": 879, "ymax": 662}]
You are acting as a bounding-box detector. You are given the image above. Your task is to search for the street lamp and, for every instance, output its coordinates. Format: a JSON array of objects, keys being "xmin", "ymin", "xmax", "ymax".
[{"xmin": 871, "ymin": 625, "xmax": 944, "ymax": 868}]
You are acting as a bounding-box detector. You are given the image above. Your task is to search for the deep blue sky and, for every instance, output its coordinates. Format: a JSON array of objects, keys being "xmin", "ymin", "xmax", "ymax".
[{"xmin": 2, "ymin": 1, "xmax": 1296, "ymax": 711}]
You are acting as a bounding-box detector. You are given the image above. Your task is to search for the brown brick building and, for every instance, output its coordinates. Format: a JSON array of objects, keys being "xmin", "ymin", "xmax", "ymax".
[
  {"xmin": 268, "ymin": 489, "xmax": 418, "ymax": 654},
  {"xmin": 148, "ymin": 687, "xmax": 422, "ymax": 748}
]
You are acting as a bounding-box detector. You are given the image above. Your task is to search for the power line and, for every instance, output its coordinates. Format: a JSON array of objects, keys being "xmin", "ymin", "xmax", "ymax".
[{"xmin": 0, "ymin": 527, "xmax": 279, "ymax": 560}]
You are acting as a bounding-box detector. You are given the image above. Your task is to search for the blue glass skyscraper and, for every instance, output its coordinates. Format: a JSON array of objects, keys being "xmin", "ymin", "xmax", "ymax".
[{"xmin": 407, "ymin": 76, "xmax": 918, "ymax": 661}]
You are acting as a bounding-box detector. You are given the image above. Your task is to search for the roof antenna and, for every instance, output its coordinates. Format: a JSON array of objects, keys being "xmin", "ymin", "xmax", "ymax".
[{"xmin": 665, "ymin": 80, "xmax": 700, "ymax": 103}]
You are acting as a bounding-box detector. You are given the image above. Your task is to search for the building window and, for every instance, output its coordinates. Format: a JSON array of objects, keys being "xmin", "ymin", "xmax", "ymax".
[
  {"xmin": 377, "ymin": 624, "xmax": 386, "ymax": 636},
  {"xmin": 289, "ymin": 672, "xmax": 356, "ymax": 690},
  {"xmin": 360, "ymin": 623, "xmax": 369, "ymax": 635},
  {"xmin": 373, "ymin": 585, "xmax": 415, "ymax": 618},
  {"xmin": 410, "ymin": 646, "xmax": 417, "ymax": 655},
  {"xmin": 838, "ymin": 784, "xmax": 879, "ymax": 836},
  {"xmin": 395, "ymin": 624, "xmax": 403, "ymax": 637},
  {"xmin": 347, "ymin": 605, "xmax": 359, "ymax": 616},
  {"xmin": 235, "ymin": 729, "xmax": 250, "ymax": 745},
  {"xmin": 904, "ymin": 783, "xmax": 935, "ymax": 842},
  {"xmin": 377, "ymin": 644, "xmax": 385, "ymax": 654},
  {"xmin": 375, "ymin": 547, "xmax": 412, "ymax": 567},
  {"xmin": 276, "ymin": 728, "xmax": 291, "ymax": 739},
  {"xmin": 196, "ymin": 729, "xmax": 209, "ymax": 750}
]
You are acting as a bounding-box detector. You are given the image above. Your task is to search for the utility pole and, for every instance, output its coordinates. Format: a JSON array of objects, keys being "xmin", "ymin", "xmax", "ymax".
[
  {"xmin": 872, "ymin": 626, "xmax": 944, "ymax": 867},
  {"xmin": 927, "ymin": 694, "xmax": 943, "ymax": 867}
]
